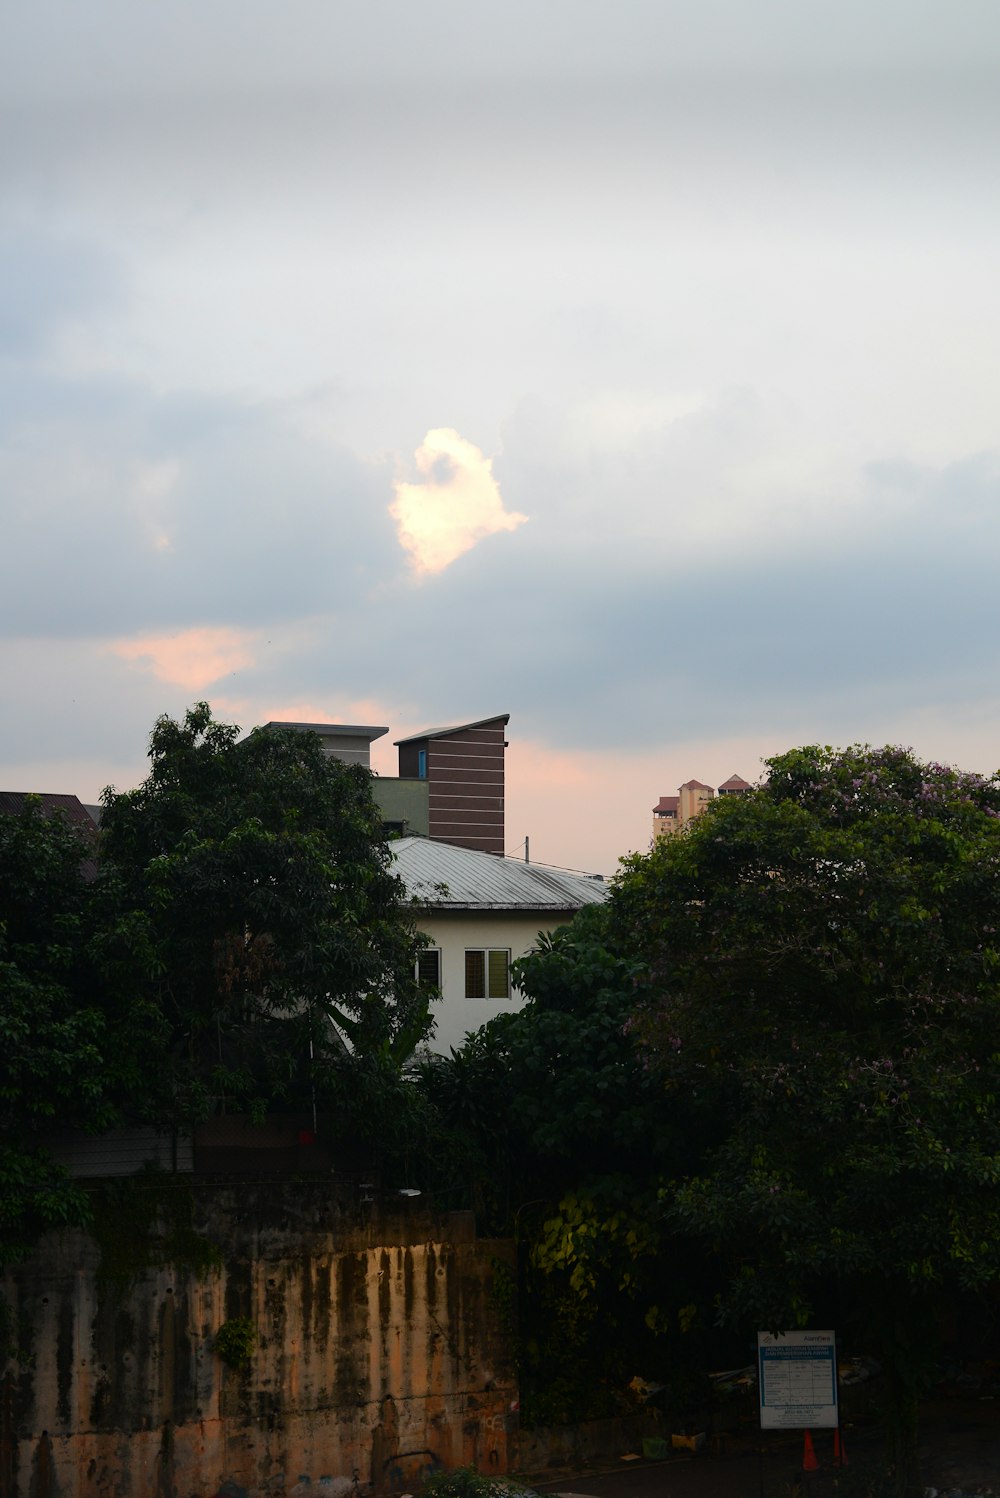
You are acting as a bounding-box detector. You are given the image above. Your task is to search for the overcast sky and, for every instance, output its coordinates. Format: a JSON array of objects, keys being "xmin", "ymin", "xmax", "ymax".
[{"xmin": 2, "ymin": 0, "xmax": 999, "ymax": 873}]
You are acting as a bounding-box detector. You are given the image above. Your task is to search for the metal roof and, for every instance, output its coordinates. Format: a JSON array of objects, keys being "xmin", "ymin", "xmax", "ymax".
[
  {"xmin": 0, "ymin": 790, "xmax": 99, "ymax": 828},
  {"xmin": 262, "ymin": 722, "xmax": 389, "ymax": 740},
  {"xmin": 391, "ymin": 836, "xmax": 608, "ymax": 912},
  {"xmin": 0, "ymin": 792, "xmax": 100, "ymax": 880},
  {"xmin": 394, "ymin": 713, "xmax": 510, "ymax": 746}
]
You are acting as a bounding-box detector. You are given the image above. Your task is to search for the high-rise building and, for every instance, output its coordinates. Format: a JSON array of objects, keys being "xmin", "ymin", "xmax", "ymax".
[{"xmin": 652, "ymin": 774, "xmax": 751, "ymax": 843}]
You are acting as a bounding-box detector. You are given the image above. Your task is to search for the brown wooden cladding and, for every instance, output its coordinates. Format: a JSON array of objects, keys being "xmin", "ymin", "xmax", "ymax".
[
  {"xmin": 431, "ymin": 796, "xmax": 502, "ymax": 808},
  {"xmin": 432, "ymin": 817, "xmax": 505, "ymax": 832},
  {"xmin": 433, "ymin": 728, "xmax": 506, "ymax": 744},
  {"xmin": 429, "ymin": 750, "xmax": 505, "ymax": 765},
  {"xmin": 429, "ymin": 754, "xmax": 503, "ymax": 772},
  {"xmin": 425, "ymin": 769, "xmax": 504, "ymax": 785},
  {"xmin": 397, "ymin": 718, "xmax": 507, "ymax": 854}
]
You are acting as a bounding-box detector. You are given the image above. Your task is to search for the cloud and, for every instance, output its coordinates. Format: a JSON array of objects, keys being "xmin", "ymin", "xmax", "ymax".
[
  {"xmin": 390, "ymin": 428, "xmax": 527, "ymax": 575},
  {"xmin": 0, "ymin": 358, "xmax": 401, "ymax": 640},
  {"xmin": 109, "ymin": 626, "xmax": 258, "ymax": 690}
]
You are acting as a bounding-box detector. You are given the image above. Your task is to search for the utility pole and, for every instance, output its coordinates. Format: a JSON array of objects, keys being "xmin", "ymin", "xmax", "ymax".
[{"xmin": 525, "ymin": 836, "xmax": 530, "ymax": 864}]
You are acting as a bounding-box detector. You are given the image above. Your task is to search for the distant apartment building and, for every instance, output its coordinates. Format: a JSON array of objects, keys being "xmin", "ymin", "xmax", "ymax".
[{"xmin": 652, "ymin": 773, "xmax": 751, "ymax": 843}]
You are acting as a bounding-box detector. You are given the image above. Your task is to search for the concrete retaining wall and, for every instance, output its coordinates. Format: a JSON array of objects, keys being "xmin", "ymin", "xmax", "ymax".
[
  {"xmin": 515, "ymin": 1413, "xmax": 665, "ymax": 1477},
  {"xmin": 0, "ymin": 1184, "xmax": 516, "ymax": 1498}
]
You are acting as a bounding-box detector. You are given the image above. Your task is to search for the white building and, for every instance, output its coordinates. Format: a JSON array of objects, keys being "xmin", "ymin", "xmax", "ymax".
[{"xmin": 390, "ymin": 836, "xmax": 609, "ymax": 1055}]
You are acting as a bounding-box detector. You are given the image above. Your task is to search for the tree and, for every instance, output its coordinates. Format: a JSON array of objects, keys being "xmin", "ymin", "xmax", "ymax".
[
  {"xmin": 0, "ymin": 800, "xmax": 111, "ymax": 1261},
  {"xmin": 612, "ymin": 745, "xmax": 1000, "ymax": 1494},
  {"xmin": 97, "ymin": 704, "xmax": 429, "ymax": 1127},
  {"xmin": 416, "ymin": 904, "xmax": 720, "ymax": 1425}
]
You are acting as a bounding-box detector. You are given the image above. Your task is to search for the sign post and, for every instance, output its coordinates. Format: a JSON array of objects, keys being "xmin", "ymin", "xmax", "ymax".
[{"xmin": 757, "ymin": 1330, "xmax": 838, "ymax": 1430}]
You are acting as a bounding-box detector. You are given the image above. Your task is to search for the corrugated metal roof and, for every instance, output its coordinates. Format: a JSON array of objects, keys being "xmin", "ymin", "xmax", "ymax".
[
  {"xmin": 391, "ymin": 836, "xmax": 608, "ymax": 911},
  {"xmin": 394, "ymin": 713, "xmax": 510, "ymax": 746}
]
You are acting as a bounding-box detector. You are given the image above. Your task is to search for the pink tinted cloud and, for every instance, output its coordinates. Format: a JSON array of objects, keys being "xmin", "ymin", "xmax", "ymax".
[
  {"xmin": 109, "ymin": 627, "xmax": 258, "ymax": 691},
  {"xmin": 258, "ymin": 696, "xmax": 396, "ymax": 729}
]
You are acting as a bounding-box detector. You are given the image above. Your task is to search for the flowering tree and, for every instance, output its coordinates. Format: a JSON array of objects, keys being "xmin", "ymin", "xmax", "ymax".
[{"xmin": 612, "ymin": 746, "xmax": 1000, "ymax": 1494}]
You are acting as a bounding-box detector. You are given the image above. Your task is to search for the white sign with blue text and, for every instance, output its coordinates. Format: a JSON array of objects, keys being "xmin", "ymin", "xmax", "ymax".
[{"xmin": 757, "ymin": 1330, "xmax": 838, "ymax": 1429}]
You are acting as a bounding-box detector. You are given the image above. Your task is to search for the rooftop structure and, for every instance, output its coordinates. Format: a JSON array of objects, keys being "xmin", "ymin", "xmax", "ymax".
[
  {"xmin": 0, "ymin": 791, "xmax": 101, "ymax": 879},
  {"xmin": 266, "ymin": 712, "xmax": 510, "ymax": 854},
  {"xmin": 261, "ymin": 722, "xmax": 388, "ymax": 768}
]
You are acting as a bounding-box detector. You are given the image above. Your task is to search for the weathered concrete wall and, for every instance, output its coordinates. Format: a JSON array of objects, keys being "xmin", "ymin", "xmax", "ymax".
[
  {"xmin": 514, "ymin": 1413, "xmax": 666, "ymax": 1478},
  {"xmin": 0, "ymin": 1184, "xmax": 516, "ymax": 1498}
]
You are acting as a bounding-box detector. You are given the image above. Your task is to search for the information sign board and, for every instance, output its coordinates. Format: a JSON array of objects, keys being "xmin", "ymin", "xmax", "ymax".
[{"xmin": 757, "ymin": 1330, "xmax": 838, "ymax": 1429}]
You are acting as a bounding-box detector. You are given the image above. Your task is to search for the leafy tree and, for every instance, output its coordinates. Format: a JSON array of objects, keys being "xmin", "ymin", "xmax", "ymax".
[
  {"xmin": 97, "ymin": 704, "xmax": 429, "ymax": 1128},
  {"xmin": 416, "ymin": 904, "xmax": 719, "ymax": 1423},
  {"xmin": 613, "ymin": 745, "xmax": 1000, "ymax": 1494},
  {"xmin": 0, "ymin": 800, "xmax": 109, "ymax": 1261}
]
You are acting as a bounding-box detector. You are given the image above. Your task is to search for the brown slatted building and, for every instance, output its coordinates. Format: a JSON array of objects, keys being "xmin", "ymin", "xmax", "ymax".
[{"xmin": 396, "ymin": 714, "xmax": 509, "ymax": 856}]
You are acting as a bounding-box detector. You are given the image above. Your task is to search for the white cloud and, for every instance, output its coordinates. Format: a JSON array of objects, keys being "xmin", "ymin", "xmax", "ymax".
[{"xmin": 389, "ymin": 428, "xmax": 527, "ymax": 575}]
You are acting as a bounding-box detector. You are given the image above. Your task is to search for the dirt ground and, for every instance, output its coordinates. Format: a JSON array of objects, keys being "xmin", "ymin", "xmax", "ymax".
[{"xmin": 521, "ymin": 1398, "xmax": 1000, "ymax": 1496}]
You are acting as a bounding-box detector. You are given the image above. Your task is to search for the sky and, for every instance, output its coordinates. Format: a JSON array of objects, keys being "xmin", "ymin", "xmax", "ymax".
[{"xmin": 2, "ymin": 0, "xmax": 999, "ymax": 875}]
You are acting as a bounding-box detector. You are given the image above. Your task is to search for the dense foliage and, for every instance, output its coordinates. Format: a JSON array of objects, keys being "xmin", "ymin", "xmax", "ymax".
[
  {"xmin": 0, "ymin": 705, "xmax": 429, "ymax": 1263},
  {"xmin": 415, "ymin": 904, "xmax": 722, "ymax": 1425},
  {"xmin": 612, "ymin": 745, "xmax": 1000, "ymax": 1489},
  {"xmin": 7, "ymin": 727, "xmax": 1000, "ymax": 1490},
  {"xmin": 0, "ymin": 800, "xmax": 106, "ymax": 1259},
  {"xmin": 97, "ymin": 703, "xmax": 429, "ymax": 1125},
  {"xmin": 416, "ymin": 744, "xmax": 1000, "ymax": 1482}
]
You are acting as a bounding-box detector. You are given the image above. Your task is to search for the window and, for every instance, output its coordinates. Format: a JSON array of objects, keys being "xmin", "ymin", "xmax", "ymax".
[
  {"xmin": 465, "ymin": 948, "xmax": 510, "ymax": 999},
  {"xmin": 416, "ymin": 949, "xmax": 441, "ymax": 990},
  {"xmin": 417, "ymin": 749, "xmax": 427, "ymax": 778}
]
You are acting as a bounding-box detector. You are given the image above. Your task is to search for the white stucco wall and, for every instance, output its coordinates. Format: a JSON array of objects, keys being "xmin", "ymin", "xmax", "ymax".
[{"xmin": 415, "ymin": 908, "xmax": 578, "ymax": 1055}]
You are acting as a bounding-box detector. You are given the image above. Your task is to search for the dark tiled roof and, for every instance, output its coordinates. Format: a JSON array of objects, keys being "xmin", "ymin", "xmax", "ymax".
[
  {"xmin": 0, "ymin": 791, "xmax": 98, "ymax": 830},
  {"xmin": 718, "ymin": 773, "xmax": 752, "ymax": 791},
  {"xmin": 0, "ymin": 792, "xmax": 100, "ymax": 879},
  {"xmin": 653, "ymin": 796, "xmax": 680, "ymax": 814},
  {"xmin": 679, "ymin": 779, "xmax": 714, "ymax": 792}
]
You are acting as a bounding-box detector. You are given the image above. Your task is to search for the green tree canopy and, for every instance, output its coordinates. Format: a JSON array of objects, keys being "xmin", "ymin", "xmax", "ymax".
[
  {"xmin": 415, "ymin": 903, "xmax": 716, "ymax": 1424},
  {"xmin": 97, "ymin": 703, "xmax": 429, "ymax": 1125},
  {"xmin": 612, "ymin": 744, "xmax": 1000, "ymax": 1490},
  {"xmin": 0, "ymin": 800, "xmax": 110, "ymax": 1260}
]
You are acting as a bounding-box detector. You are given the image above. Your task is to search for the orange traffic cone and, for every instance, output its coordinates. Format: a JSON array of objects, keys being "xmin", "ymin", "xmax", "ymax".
[
  {"xmin": 802, "ymin": 1430, "xmax": 819, "ymax": 1471},
  {"xmin": 833, "ymin": 1427, "xmax": 848, "ymax": 1467}
]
